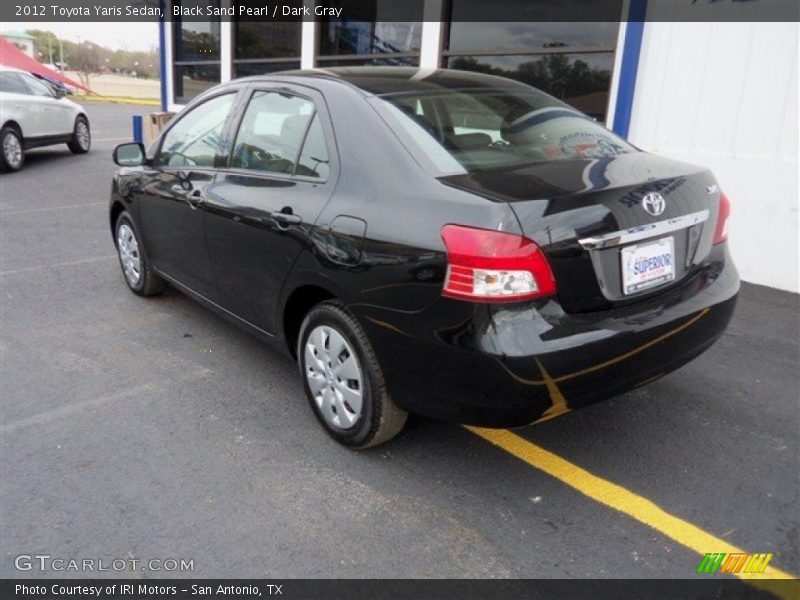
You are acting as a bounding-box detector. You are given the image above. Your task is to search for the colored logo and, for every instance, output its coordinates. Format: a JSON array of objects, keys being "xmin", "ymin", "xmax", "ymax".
[{"xmin": 696, "ymin": 552, "xmax": 774, "ymax": 574}]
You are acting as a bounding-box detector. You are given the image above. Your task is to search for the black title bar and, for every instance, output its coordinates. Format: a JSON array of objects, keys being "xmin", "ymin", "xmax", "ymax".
[
  {"xmin": 2, "ymin": 0, "xmax": 799, "ymax": 22},
  {"xmin": 3, "ymin": 579, "xmax": 797, "ymax": 600}
]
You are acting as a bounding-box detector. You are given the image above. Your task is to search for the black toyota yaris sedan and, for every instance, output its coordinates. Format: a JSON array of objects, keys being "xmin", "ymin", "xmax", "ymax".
[{"xmin": 110, "ymin": 67, "xmax": 738, "ymax": 448}]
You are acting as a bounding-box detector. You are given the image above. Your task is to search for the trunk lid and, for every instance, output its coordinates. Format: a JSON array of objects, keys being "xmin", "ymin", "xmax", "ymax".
[{"xmin": 439, "ymin": 152, "xmax": 723, "ymax": 313}]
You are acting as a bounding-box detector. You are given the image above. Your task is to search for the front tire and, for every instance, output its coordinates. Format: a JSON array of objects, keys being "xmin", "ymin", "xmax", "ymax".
[
  {"xmin": 1, "ymin": 125, "xmax": 25, "ymax": 172},
  {"xmin": 298, "ymin": 302, "xmax": 407, "ymax": 449},
  {"xmin": 114, "ymin": 211, "xmax": 165, "ymax": 296},
  {"xmin": 67, "ymin": 115, "xmax": 91, "ymax": 154}
]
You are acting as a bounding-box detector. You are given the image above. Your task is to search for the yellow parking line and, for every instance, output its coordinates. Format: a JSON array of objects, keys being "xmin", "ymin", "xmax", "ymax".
[{"xmin": 466, "ymin": 427, "xmax": 797, "ymax": 590}]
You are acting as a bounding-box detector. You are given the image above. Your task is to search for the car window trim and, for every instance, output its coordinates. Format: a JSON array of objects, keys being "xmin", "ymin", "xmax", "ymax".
[
  {"xmin": 215, "ymin": 165, "xmax": 326, "ymax": 185},
  {"xmin": 154, "ymin": 89, "xmax": 242, "ymax": 170},
  {"xmin": 223, "ymin": 82, "xmax": 336, "ymax": 184}
]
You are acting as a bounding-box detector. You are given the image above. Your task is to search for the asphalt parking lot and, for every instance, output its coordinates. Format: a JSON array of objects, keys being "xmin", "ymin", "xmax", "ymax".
[{"xmin": 0, "ymin": 103, "xmax": 798, "ymax": 584}]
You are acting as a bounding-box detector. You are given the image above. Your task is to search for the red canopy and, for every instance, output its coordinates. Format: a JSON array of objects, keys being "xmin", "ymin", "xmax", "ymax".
[{"xmin": 0, "ymin": 36, "xmax": 92, "ymax": 93}]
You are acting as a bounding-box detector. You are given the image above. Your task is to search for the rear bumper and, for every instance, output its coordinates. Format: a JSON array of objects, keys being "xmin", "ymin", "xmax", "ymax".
[{"xmin": 351, "ymin": 245, "xmax": 739, "ymax": 427}]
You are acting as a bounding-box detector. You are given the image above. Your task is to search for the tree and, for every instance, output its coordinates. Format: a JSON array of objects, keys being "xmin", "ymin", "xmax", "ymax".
[
  {"xmin": 26, "ymin": 29, "xmax": 160, "ymax": 82},
  {"xmin": 26, "ymin": 29, "xmax": 64, "ymax": 67},
  {"xmin": 69, "ymin": 42, "xmax": 104, "ymax": 88}
]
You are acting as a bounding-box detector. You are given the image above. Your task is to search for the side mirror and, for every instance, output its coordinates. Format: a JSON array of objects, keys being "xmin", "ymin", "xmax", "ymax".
[
  {"xmin": 53, "ymin": 87, "xmax": 66, "ymax": 98},
  {"xmin": 113, "ymin": 142, "xmax": 145, "ymax": 167}
]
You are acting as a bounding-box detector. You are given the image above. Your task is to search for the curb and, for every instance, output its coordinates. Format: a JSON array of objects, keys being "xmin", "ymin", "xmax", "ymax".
[{"xmin": 78, "ymin": 96, "xmax": 161, "ymax": 107}]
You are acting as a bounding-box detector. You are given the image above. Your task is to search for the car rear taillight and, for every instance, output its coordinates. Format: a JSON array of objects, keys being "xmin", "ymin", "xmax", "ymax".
[
  {"xmin": 713, "ymin": 192, "xmax": 731, "ymax": 245},
  {"xmin": 440, "ymin": 224, "xmax": 557, "ymax": 302}
]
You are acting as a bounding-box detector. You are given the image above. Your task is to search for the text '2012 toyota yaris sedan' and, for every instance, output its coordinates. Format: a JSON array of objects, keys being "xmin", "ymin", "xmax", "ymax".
[{"xmin": 110, "ymin": 68, "xmax": 738, "ymax": 448}]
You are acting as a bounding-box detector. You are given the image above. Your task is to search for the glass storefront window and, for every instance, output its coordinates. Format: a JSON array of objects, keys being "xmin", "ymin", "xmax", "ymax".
[
  {"xmin": 446, "ymin": 54, "xmax": 615, "ymax": 121},
  {"xmin": 173, "ymin": 64, "xmax": 221, "ymax": 105},
  {"xmin": 167, "ymin": 1, "xmax": 620, "ymax": 116},
  {"xmin": 232, "ymin": 19, "xmax": 301, "ymax": 79},
  {"xmin": 174, "ymin": 1, "xmax": 221, "ymax": 61},
  {"xmin": 444, "ymin": 12, "xmax": 620, "ymax": 123},
  {"xmin": 317, "ymin": 0, "xmax": 423, "ymax": 64},
  {"xmin": 173, "ymin": 0, "xmax": 221, "ymax": 103},
  {"xmin": 447, "ymin": 22, "xmax": 619, "ymax": 53},
  {"xmin": 317, "ymin": 56, "xmax": 419, "ymax": 68},
  {"xmin": 320, "ymin": 20, "xmax": 422, "ymax": 56},
  {"xmin": 235, "ymin": 22, "xmax": 301, "ymax": 60},
  {"xmin": 233, "ymin": 61, "xmax": 302, "ymax": 79}
]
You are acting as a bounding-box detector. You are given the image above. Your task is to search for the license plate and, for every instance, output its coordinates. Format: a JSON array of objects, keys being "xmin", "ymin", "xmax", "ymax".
[{"xmin": 621, "ymin": 236, "xmax": 675, "ymax": 295}]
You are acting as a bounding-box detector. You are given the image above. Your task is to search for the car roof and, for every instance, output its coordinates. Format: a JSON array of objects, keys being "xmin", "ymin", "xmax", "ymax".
[
  {"xmin": 236, "ymin": 67, "xmax": 534, "ymax": 97},
  {"xmin": 0, "ymin": 66, "xmax": 25, "ymax": 74}
]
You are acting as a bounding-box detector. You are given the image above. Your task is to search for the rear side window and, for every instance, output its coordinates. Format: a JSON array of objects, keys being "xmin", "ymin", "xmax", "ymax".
[
  {"xmin": 157, "ymin": 93, "xmax": 235, "ymax": 168},
  {"xmin": 231, "ymin": 91, "xmax": 316, "ymax": 175},
  {"xmin": 0, "ymin": 72, "xmax": 30, "ymax": 95}
]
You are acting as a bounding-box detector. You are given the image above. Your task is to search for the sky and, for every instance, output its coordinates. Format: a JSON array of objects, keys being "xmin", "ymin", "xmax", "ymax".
[{"xmin": 5, "ymin": 22, "xmax": 159, "ymax": 52}]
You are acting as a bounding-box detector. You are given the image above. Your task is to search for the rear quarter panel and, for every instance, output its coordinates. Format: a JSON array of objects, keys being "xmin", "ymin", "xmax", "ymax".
[{"xmin": 279, "ymin": 82, "xmax": 521, "ymax": 320}]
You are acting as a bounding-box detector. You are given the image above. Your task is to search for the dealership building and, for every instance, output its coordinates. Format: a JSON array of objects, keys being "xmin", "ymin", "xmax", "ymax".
[{"xmin": 157, "ymin": 1, "xmax": 798, "ymax": 292}]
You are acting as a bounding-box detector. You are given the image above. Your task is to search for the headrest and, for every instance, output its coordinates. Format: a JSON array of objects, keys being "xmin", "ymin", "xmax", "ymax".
[{"xmin": 448, "ymin": 132, "xmax": 492, "ymax": 149}]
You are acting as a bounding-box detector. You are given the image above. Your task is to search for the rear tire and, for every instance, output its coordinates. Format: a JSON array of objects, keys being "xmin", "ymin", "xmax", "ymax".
[
  {"xmin": 114, "ymin": 211, "xmax": 165, "ymax": 297},
  {"xmin": 1, "ymin": 125, "xmax": 24, "ymax": 172},
  {"xmin": 67, "ymin": 115, "xmax": 91, "ymax": 154},
  {"xmin": 298, "ymin": 302, "xmax": 407, "ymax": 449}
]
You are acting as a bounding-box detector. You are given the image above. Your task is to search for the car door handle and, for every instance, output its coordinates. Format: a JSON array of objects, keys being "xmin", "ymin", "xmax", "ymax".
[{"xmin": 270, "ymin": 209, "xmax": 302, "ymax": 227}]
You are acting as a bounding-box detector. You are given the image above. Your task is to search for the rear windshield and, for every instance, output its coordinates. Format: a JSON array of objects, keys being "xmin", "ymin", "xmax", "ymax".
[{"xmin": 372, "ymin": 88, "xmax": 635, "ymax": 175}]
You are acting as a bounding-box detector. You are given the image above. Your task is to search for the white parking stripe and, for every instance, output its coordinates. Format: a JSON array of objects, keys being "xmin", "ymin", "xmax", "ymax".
[
  {"xmin": 0, "ymin": 201, "xmax": 106, "ymax": 216},
  {"xmin": 0, "ymin": 383, "xmax": 156, "ymax": 435},
  {"xmin": 0, "ymin": 255, "xmax": 116, "ymax": 276},
  {"xmin": 0, "ymin": 367, "xmax": 213, "ymax": 435}
]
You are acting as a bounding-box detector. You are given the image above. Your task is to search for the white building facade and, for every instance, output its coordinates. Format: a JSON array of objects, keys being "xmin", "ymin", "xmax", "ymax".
[{"xmin": 158, "ymin": 1, "xmax": 799, "ymax": 292}]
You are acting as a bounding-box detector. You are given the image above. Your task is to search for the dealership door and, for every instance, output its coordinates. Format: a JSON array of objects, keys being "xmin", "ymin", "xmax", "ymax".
[
  {"xmin": 137, "ymin": 92, "xmax": 239, "ymax": 298},
  {"xmin": 204, "ymin": 85, "xmax": 337, "ymax": 334}
]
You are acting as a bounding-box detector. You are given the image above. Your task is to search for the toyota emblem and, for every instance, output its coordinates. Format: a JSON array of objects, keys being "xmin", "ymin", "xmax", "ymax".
[{"xmin": 641, "ymin": 192, "xmax": 666, "ymax": 217}]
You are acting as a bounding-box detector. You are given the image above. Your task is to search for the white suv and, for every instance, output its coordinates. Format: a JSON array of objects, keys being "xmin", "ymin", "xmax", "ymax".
[{"xmin": 0, "ymin": 66, "xmax": 91, "ymax": 172}]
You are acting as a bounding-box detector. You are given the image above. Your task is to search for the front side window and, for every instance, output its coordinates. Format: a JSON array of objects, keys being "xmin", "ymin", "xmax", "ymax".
[
  {"xmin": 231, "ymin": 91, "xmax": 317, "ymax": 176},
  {"xmin": 157, "ymin": 93, "xmax": 235, "ymax": 168},
  {"xmin": 375, "ymin": 89, "xmax": 635, "ymax": 175},
  {"xmin": 19, "ymin": 74, "xmax": 54, "ymax": 97}
]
